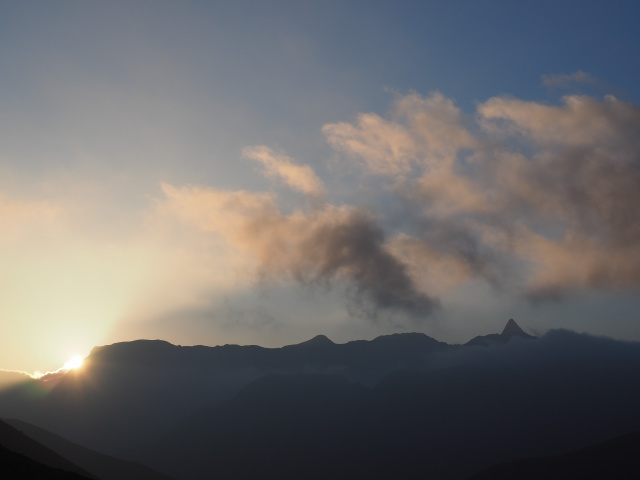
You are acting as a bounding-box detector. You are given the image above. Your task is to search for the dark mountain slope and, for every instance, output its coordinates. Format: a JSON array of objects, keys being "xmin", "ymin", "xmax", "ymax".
[
  {"xmin": 0, "ymin": 419, "xmax": 95, "ymax": 479},
  {"xmin": 468, "ymin": 431, "xmax": 640, "ymax": 479},
  {"xmin": 133, "ymin": 374, "xmax": 375, "ymax": 480},
  {"xmin": 0, "ymin": 444, "xmax": 92, "ymax": 480},
  {"xmin": 130, "ymin": 329, "xmax": 640, "ymax": 480},
  {"xmin": 369, "ymin": 329, "xmax": 640, "ymax": 478},
  {"xmin": 4, "ymin": 418, "xmax": 174, "ymax": 480}
]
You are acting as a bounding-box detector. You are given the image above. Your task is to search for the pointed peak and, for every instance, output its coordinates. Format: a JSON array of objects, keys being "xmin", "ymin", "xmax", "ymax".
[
  {"xmin": 299, "ymin": 335, "xmax": 335, "ymax": 346},
  {"xmin": 501, "ymin": 319, "xmax": 531, "ymax": 338}
]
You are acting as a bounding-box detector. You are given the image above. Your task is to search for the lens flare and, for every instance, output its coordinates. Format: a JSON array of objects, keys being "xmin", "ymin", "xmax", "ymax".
[{"xmin": 63, "ymin": 356, "xmax": 84, "ymax": 371}]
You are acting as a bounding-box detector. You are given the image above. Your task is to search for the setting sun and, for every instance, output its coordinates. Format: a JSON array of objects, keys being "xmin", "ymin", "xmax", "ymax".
[{"xmin": 63, "ymin": 356, "xmax": 84, "ymax": 371}]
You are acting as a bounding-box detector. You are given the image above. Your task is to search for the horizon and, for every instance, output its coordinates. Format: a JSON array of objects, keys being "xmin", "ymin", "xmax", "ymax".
[
  {"xmin": 4, "ymin": 317, "xmax": 513, "ymax": 377},
  {"xmin": 2, "ymin": 310, "xmax": 640, "ymax": 479},
  {"xmin": 2, "ymin": 1, "xmax": 640, "ymax": 373},
  {"xmin": 0, "ymin": 317, "xmax": 623, "ymax": 378}
]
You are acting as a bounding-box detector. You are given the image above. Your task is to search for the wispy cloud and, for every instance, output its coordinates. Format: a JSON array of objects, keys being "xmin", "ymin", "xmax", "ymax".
[{"xmin": 243, "ymin": 145, "xmax": 325, "ymax": 197}]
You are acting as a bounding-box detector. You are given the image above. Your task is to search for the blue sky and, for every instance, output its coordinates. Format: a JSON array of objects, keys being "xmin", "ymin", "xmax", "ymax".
[{"xmin": 2, "ymin": 1, "xmax": 640, "ymax": 373}]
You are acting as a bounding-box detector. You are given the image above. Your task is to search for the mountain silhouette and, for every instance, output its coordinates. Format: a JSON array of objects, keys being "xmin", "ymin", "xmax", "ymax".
[
  {"xmin": 501, "ymin": 318, "xmax": 531, "ymax": 337},
  {"xmin": 2, "ymin": 322, "xmax": 639, "ymax": 480},
  {"xmin": 0, "ymin": 331, "xmax": 449, "ymax": 453},
  {"xmin": 127, "ymin": 329, "xmax": 640, "ymax": 480}
]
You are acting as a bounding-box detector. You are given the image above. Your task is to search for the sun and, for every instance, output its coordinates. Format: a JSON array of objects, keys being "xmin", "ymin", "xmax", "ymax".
[{"xmin": 63, "ymin": 355, "xmax": 84, "ymax": 371}]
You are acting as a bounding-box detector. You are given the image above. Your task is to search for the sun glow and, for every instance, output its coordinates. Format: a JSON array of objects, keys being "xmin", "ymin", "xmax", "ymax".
[{"xmin": 63, "ymin": 355, "xmax": 84, "ymax": 371}]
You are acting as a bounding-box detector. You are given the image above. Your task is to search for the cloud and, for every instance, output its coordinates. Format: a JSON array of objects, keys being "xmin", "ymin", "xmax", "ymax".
[
  {"xmin": 322, "ymin": 92, "xmax": 475, "ymax": 176},
  {"xmin": 477, "ymin": 94, "xmax": 640, "ymax": 298},
  {"xmin": 149, "ymin": 89, "xmax": 640, "ymax": 320},
  {"xmin": 323, "ymin": 91, "xmax": 640, "ymax": 300},
  {"xmin": 157, "ymin": 184, "xmax": 436, "ymax": 318},
  {"xmin": 323, "ymin": 112, "xmax": 418, "ymax": 175},
  {"xmin": 243, "ymin": 145, "xmax": 325, "ymax": 197},
  {"xmin": 478, "ymin": 94, "xmax": 639, "ymax": 151}
]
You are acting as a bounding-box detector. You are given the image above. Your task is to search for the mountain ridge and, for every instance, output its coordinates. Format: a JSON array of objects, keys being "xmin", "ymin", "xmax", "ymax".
[
  {"xmin": 1, "ymin": 321, "xmax": 639, "ymax": 480},
  {"xmin": 0, "ymin": 320, "xmax": 537, "ymax": 459},
  {"xmin": 0, "ymin": 326, "xmax": 454, "ymax": 453}
]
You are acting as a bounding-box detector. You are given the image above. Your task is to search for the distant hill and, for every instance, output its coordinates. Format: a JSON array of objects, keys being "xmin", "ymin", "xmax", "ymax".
[{"xmin": 468, "ymin": 432, "xmax": 640, "ymax": 479}]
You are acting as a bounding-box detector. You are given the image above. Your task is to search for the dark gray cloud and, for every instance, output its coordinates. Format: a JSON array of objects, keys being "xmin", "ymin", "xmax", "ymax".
[
  {"xmin": 290, "ymin": 208, "xmax": 437, "ymax": 317},
  {"xmin": 160, "ymin": 186, "xmax": 437, "ymax": 319}
]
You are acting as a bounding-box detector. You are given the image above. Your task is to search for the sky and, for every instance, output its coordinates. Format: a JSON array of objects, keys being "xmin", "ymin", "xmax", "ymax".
[{"xmin": 2, "ymin": 0, "xmax": 640, "ymax": 373}]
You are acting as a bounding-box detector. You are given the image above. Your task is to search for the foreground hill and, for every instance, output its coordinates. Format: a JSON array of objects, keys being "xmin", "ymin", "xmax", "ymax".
[
  {"xmin": 469, "ymin": 432, "xmax": 640, "ymax": 479},
  {"xmin": 0, "ymin": 418, "xmax": 94, "ymax": 479},
  {"xmin": 4, "ymin": 419, "xmax": 173, "ymax": 480},
  {"xmin": 0, "ymin": 446, "xmax": 92, "ymax": 480}
]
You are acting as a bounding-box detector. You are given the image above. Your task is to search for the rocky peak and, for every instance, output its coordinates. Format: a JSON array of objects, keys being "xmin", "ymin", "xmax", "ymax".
[{"xmin": 501, "ymin": 319, "xmax": 533, "ymax": 338}]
